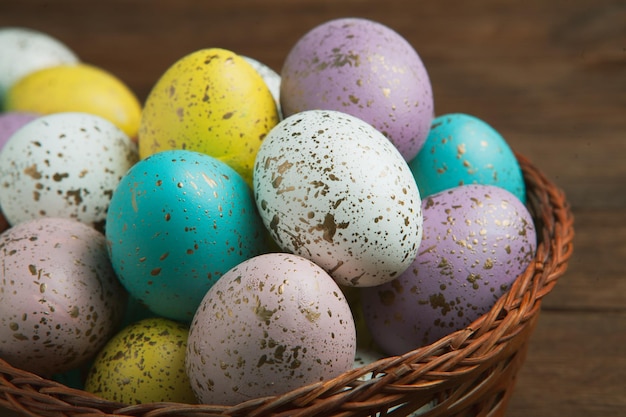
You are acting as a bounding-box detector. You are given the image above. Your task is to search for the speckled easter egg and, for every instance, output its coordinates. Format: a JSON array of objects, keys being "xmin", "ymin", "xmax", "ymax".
[
  {"xmin": 4, "ymin": 63, "xmax": 142, "ymax": 139},
  {"xmin": 361, "ymin": 184, "xmax": 536, "ymax": 355},
  {"xmin": 85, "ymin": 318, "xmax": 196, "ymax": 404},
  {"xmin": 0, "ymin": 217, "xmax": 126, "ymax": 377},
  {"xmin": 186, "ymin": 252, "xmax": 356, "ymax": 405},
  {"xmin": 409, "ymin": 113, "xmax": 526, "ymax": 202},
  {"xmin": 254, "ymin": 109, "xmax": 423, "ymax": 287},
  {"xmin": 280, "ymin": 17, "xmax": 434, "ymax": 161},
  {"xmin": 138, "ymin": 48, "xmax": 279, "ymax": 185},
  {"xmin": 105, "ymin": 150, "xmax": 267, "ymax": 322},
  {"xmin": 0, "ymin": 112, "xmax": 138, "ymax": 230},
  {"xmin": 0, "ymin": 27, "xmax": 78, "ymax": 107}
]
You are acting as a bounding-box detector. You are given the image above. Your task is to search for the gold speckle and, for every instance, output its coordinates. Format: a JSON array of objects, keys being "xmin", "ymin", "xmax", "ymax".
[
  {"xmin": 69, "ymin": 306, "xmax": 80, "ymax": 318},
  {"xmin": 483, "ymin": 258, "xmax": 494, "ymax": 269},
  {"xmin": 300, "ymin": 307, "xmax": 321, "ymax": 323}
]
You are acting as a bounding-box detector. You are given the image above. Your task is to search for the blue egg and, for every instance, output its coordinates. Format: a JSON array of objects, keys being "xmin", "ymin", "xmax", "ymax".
[
  {"xmin": 105, "ymin": 150, "xmax": 268, "ymax": 321},
  {"xmin": 408, "ymin": 113, "xmax": 525, "ymax": 202}
]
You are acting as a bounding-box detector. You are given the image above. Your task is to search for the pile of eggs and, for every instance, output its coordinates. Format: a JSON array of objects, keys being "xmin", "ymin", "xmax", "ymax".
[{"xmin": 0, "ymin": 19, "xmax": 537, "ymax": 408}]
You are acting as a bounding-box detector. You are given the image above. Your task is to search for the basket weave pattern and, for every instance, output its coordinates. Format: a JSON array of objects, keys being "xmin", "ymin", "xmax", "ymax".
[{"xmin": 1, "ymin": 152, "xmax": 574, "ymax": 417}]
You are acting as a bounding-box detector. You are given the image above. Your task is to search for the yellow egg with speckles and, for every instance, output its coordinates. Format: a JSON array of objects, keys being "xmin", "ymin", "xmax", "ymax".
[
  {"xmin": 4, "ymin": 63, "xmax": 142, "ymax": 139},
  {"xmin": 84, "ymin": 317, "xmax": 197, "ymax": 404},
  {"xmin": 137, "ymin": 48, "xmax": 279, "ymax": 186}
]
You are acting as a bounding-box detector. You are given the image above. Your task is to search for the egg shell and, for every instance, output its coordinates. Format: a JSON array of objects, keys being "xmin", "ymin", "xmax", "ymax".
[
  {"xmin": 0, "ymin": 27, "xmax": 78, "ymax": 107},
  {"xmin": 409, "ymin": 113, "xmax": 526, "ymax": 202},
  {"xmin": 186, "ymin": 252, "xmax": 356, "ymax": 406},
  {"xmin": 84, "ymin": 317, "xmax": 196, "ymax": 404},
  {"xmin": 280, "ymin": 17, "xmax": 434, "ymax": 161},
  {"xmin": 253, "ymin": 109, "xmax": 423, "ymax": 287},
  {"xmin": 138, "ymin": 48, "xmax": 279, "ymax": 185},
  {"xmin": 0, "ymin": 217, "xmax": 127, "ymax": 376},
  {"xmin": 4, "ymin": 63, "xmax": 142, "ymax": 139},
  {"xmin": 105, "ymin": 149, "xmax": 268, "ymax": 322},
  {"xmin": 0, "ymin": 112, "xmax": 138, "ymax": 230},
  {"xmin": 361, "ymin": 184, "xmax": 537, "ymax": 355}
]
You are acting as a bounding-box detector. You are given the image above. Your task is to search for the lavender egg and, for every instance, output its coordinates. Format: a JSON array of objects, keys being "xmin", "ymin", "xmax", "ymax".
[
  {"xmin": 362, "ymin": 184, "xmax": 537, "ymax": 355},
  {"xmin": 0, "ymin": 217, "xmax": 126, "ymax": 377},
  {"xmin": 280, "ymin": 17, "xmax": 434, "ymax": 161}
]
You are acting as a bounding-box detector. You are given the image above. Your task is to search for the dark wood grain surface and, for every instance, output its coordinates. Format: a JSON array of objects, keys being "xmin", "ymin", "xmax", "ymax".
[{"xmin": 1, "ymin": 1, "xmax": 625, "ymax": 416}]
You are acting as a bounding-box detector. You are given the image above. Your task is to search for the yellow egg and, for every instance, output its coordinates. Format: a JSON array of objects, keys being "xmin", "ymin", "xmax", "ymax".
[
  {"xmin": 84, "ymin": 318, "xmax": 196, "ymax": 404},
  {"xmin": 138, "ymin": 48, "xmax": 279, "ymax": 185},
  {"xmin": 4, "ymin": 63, "xmax": 142, "ymax": 139}
]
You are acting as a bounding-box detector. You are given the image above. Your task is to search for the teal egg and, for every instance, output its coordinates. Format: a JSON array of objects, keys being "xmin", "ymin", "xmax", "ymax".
[
  {"xmin": 105, "ymin": 150, "xmax": 268, "ymax": 321},
  {"xmin": 408, "ymin": 113, "xmax": 525, "ymax": 202}
]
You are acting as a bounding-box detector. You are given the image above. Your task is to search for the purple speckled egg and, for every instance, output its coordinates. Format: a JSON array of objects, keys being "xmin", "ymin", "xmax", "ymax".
[
  {"xmin": 186, "ymin": 252, "xmax": 356, "ymax": 405},
  {"xmin": 361, "ymin": 184, "xmax": 537, "ymax": 355},
  {"xmin": 0, "ymin": 217, "xmax": 127, "ymax": 377},
  {"xmin": 280, "ymin": 17, "xmax": 434, "ymax": 161}
]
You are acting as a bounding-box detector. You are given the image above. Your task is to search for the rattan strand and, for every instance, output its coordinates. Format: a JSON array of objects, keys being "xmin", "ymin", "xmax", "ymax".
[{"xmin": 1, "ymin": 152, "xmax": 575, "ymax": 417}]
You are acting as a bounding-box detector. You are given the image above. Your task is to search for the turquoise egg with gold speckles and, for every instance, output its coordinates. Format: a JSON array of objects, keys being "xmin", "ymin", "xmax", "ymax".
[
  {"xmin": 409, "ymin": 113, "xmax": 526, "ymax": 203},
  {"xmin": 105, "ymin": 150, "xmax": 268, "ymax": 322}
]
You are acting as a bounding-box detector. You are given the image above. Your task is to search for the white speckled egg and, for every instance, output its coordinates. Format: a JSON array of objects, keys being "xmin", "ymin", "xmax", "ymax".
[
  {"xmin": 0, "ymin": 27, "xmax": 78, "ymax": 106},
  {"xmin": 186, "ymin": 252, "xmax": 356, "ymax": 405},
  {"xmin": 0, "ymin": 217, "xmax": 126, "ymax": 377},
  {"xmin": 361, "ymin": 184, "xmax": 537, "ymax": 355},
  {"xmin": 253, "ymin": 109, "xmax": 423, "ymax": 287},
  {"xmin": 0, "ymin": 112, "xmax": 138, "ymax": 230}
]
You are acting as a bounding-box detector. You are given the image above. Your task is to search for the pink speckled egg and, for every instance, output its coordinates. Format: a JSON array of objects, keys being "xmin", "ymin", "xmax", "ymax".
[
  {"xmin": 186, "ymin": 252, "xmax": 356, "ymax": 405},
  {"xmin": 280, "ymin": 17, "xmax": 434, "ymax": 161},
  {"xmin": 0, "ymin": 217, "xmax": 127, "ymax": 377},
  {"xmin": 361, "ymin": 184, "xmax": 537, "ymax": 355}
]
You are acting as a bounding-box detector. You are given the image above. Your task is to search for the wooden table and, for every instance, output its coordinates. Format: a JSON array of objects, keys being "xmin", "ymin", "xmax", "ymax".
[{"xmin": 1, "ymin": 1, "xmax": 624, "ymax": 416}]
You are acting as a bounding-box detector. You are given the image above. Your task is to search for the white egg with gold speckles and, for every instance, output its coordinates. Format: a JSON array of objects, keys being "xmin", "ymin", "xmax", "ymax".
[
  {"xmin": 253, "ymin": 109, "xmax": 423, "ymax": 287},
  {"xmin": 0, "ymin": 112, "xmax": 137, "ymax": 230},
  {"xmin": 186, "ymin": 252, "xmax": 356, "ymax": 406}
]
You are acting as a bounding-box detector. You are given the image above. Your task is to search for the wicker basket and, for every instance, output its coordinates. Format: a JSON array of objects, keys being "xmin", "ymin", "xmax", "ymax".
[{"xmin": 1, "ymin": 152, "xmax": 574, "ymax": 417}]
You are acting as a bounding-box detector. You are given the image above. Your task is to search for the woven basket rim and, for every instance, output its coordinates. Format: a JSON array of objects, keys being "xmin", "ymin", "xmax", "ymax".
[{"xmin": 1, "ymin": 151, "xmax": 575, "ymax": 417}]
